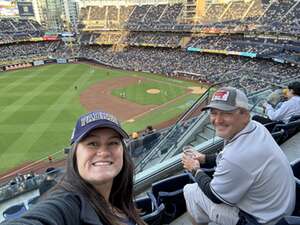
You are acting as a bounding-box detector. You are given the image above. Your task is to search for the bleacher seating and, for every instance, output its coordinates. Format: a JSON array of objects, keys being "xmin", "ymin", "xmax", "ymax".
[
  {"xmin": 149, "ymin": 172, "xmax": 195, "ymax": 223},
  {"xmin": 0, "ymin": 18, "xmax": 43, "ymax": 44},
  {"xmin": 291, "ymin": 158, "xmax": 300, "ymax": 216},
  {"xmin": 272, "ymin": 119, "xmax": 300, "ymax": 143},
  {"xmin": 275, "ymin": 216, "xmax": 300, "ymax": 225},
  {"xmin": 3, "ymin": 203, "xmax": 27, "ymax": 221},
  {"xmin": 134, "ymin": 195, "xmax": 165, "ymax": 225},
  {"xmin": 80, "ymin": 44, "xmax": 300, "ymax": 93},
  {"xmin": 27, "ymin": 196, "xmax": 39, "ymax": 208},
  {"xmin": 271, "ymin": 129, "xmax": 285, "ymax": 144}
]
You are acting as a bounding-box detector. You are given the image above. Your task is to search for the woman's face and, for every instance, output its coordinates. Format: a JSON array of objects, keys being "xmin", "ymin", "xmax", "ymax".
[{"xmin": 76, "ymin": 128, "xmax": 124, "ymax": 190}]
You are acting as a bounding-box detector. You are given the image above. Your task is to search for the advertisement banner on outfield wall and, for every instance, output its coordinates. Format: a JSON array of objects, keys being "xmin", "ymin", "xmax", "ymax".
[
  {"xmin": 57, "ymin": 58, "xmax": 67, "ymax": 64},
  {"xmin": 33, "ymin": 60, "xmax": 45, "ymax": 66},
  {"xmin": 43, "ymin": 36, "xmax": 58, "ymax": 41},
  {"xmin": 31, "ymin": 37, "xmax": 43, "ymax": 42}
]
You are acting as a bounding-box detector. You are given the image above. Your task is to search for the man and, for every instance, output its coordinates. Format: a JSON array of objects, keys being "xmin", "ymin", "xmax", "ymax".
[
  {"xmin": 182, "ymin": 87, "xmax": 295, "ymax": 225},
  {"xmin": 253, "ymin": 81, "xmax": 300, "ymax": 124}
]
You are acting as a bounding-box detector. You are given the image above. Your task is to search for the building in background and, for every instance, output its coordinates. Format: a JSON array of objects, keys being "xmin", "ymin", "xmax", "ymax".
[{"xmin": 0, "ymin": 0, "xmax": 19, "ymax": 17}]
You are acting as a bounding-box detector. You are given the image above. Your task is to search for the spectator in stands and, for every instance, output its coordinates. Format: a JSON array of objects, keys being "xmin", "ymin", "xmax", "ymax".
[
  {"xmin": 182, "ymin": 87, "xmax": 295, "ymax": 225},
  {"xmin": 143, "ymin": 125, "xmax": 155, "ymax": 136},
  {"xmin": 253, "ymin": 81, "xmax": 300, "ymax": 124},
  {"xmin": 2, "ymin": 111, "xmax": 146, "ymax": 225},
  {"xmin": 265, "ymin": 88, "xmax": 288, "ymax": 109},
  {"xmin": 131, "ymin": 132, "xmax": 139, "ymax": 139},
  {"xmin": 47, "ymin": 155, "xmax": 53, "ymax": 163}
]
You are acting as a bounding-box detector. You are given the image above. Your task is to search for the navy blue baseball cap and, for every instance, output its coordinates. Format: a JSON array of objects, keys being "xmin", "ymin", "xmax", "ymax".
[{"xmin": 70, "ymin": 111, "xmax": 129, "ymax": 144}]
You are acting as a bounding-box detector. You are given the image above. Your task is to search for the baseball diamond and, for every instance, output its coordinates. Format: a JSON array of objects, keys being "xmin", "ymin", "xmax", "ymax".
[{"xmin": 0, "ymin": 63, "xmax": 206, "ymax": 174}]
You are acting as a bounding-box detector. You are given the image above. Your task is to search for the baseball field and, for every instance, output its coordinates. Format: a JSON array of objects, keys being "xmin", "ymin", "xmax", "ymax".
[{"xmin": 0, "ymin": 63, "xmax": 206, "ymax": 173}]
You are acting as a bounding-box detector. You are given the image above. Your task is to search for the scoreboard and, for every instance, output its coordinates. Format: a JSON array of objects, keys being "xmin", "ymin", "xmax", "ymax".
[{"xmin": 17, "ymin": 1, "xmax": 34, "ymax": 17}]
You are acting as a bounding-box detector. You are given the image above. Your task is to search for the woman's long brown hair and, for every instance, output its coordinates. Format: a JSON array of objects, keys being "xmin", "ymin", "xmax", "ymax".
[{"xmin": 57, "ymin": 140, "xmax": 146, "ymax": 225}]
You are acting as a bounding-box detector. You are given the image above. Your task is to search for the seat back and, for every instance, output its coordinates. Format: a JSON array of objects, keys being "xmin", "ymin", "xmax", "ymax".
[
  {"xmin": 291, "ymin": 159, "xmax": 300, "ymax": 216},
  {"xmin": 271, "ymin": 129, "xmax": 285, "ymax": 144},
  {"xmin": 151, "ymin": 172, "xmax": 194, "ymax": 200},
  {"xmin": 27, "ymin": 196, "xmax": 39, "ymax": 208},
  {"xmin": 289, "ymin": 115, "xmax": 300, "ymax": 123},
  {"xmin": 3, "ymin": 203, "xmax": 27, "ymax": 220},
  {"xmin": 150, "ymin": 172, "xmax": 195, "ymax": 223},
  {"xmin": 264, "ymin": 121, "xmax": 283, "ymax": 132},
  {"xmin": 272, "ymin": 120, "xmax": 300, "ymax": 143},
  {"xmin": 275, "ymin": 216, "xmax": 300, "ymax": 225},
  {"xmin": 134, "ymin": 195, "xmax": 165, "ymax": 225}
]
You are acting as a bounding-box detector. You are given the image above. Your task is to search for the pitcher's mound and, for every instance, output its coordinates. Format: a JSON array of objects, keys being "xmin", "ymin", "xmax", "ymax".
[
  {"xmin": 147, "ymin": 89, "xmax": 160, "ymax": 94},
  {"xmin": 188, "ymin": 87, "xmax": 206, "ymax": 94}
]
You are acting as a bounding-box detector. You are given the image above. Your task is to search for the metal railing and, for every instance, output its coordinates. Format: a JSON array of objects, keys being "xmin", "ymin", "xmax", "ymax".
[{"xmin": 135, "ymin": 77, "xmax": 240, "ymax": 172}]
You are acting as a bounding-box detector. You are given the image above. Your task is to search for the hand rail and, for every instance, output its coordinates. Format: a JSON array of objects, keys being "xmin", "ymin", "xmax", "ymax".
[{"xmin": 135, "ymin": 77, "xmax": 240, "ymax": 172}]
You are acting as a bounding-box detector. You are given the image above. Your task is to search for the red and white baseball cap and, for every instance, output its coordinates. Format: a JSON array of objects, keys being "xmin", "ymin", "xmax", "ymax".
[{"xmin": 202, "ymin": 87, "xmax": 249, "ymax": 112}]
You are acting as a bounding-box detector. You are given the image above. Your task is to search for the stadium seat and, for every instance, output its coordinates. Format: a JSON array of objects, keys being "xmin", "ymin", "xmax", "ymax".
[
  {"xmin": 45, "ymin": 167, "xmax": 56, "ymax": 174},
  {"xmin": 275, "ymin": 216, "xmax": 300, "ymax": 225},
  {"xmin": 3, "ymin": 203, "xmax": 27, "ymax": 220},
  {"xmin": 271, "ymin": 129, "xmax": 285, "ymax": 144},
  {"xmin": 202, "ymin": 167, "xmax": 215, "ymax": 178},
  {"xmin": 149, "ymin": 172, "xmax": 195, "ymax": 223},
  {"xmin": 264, "ymin": 121, "xmax": 283, "ymax": 132},
  {"xmin": 272, "ymin": 120, "xmax": 300, "ymax": 143},
  {"xmin": 134, "ymin": 194, "xmax": 165, "ymax": 225},
  {"xmin": 27, "ymin": 196, "xmax": 39, "ymax": 208},
  {"xmin": 289, "ymin": 115, "xmax": 300, "ymax": 123},
  {"xmin": 291, "ymin": 159, "xmax": 300, "ymax": 216}
]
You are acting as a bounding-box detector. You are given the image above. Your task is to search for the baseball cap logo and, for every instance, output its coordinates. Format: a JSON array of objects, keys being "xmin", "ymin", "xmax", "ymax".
[
  {"xmin": 212, "ymin": 90, "xmax": 229, "ymax": 102},
  {"xmin": 80, "ymin": 112, "xmax": 119, "ymax": 127}
]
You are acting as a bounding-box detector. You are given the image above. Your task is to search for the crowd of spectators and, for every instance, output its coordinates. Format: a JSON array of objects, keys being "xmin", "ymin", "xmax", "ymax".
[
  {"xmin": 122, "ymin": 32, "xmax": 184, "ymax": 48},
  {"xmin": 0, "ymin": 18, "xmax": 43, "ymax": 44},
  {"xmin": 0, "ymin": 0, "xmax": 299, "ymax": 92},
  {"xmin": 95, "ymin": 32, "xmax": 122, "ymax": 44},
  {"xmin": 187, "ymin": 35, "xmax": 286, "ymax": 55},
  {"xmin": 80, "ymin": 3, "xmax": 184, "ymax": 31},
  {"xmin": 79, "ymin": 45, "xmax": 300, "ymax": 93},
  {"xmin": 0, "ymin": 41, "xmax": 62, "ymax": 64},
  {"xmin": 80, "ymin": 29, "xmax": 298, "ymax": 58},
  {"xmin": 78, "ymin": 0, "xmax": 300, "ymax": 35}
]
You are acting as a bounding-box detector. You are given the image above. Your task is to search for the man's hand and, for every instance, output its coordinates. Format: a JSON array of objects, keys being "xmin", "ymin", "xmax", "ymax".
[
  {"xmin": 182, "ymin": 153, "xmax": 200, "ymax": 172},
  {"xmin": 193, "ymin": 152, "xmax": 206, "ymax": 164}
]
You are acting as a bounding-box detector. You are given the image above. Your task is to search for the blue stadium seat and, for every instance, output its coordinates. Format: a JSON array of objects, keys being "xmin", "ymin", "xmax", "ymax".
[
  {"xmin": 275, "ymin": 216, "xmax": 300, "ymax": 225},
  {"xmin": 291, "ymin": 159, "xmax": 300, "ymax": 216},
  {"xmin": 3, "ymin": 203, "xmax": 27, "ymax": 220},
  {"xmin": 272, "ymin": 120, "xmax": 300, "ymax": 144},
  {"xmin": 134, "ymin": 194, "xmax": 165, "ymax": 225},
  {"xmin": 264, "ymin": 121, "xmax": 283, "ymax": 132},
  {"xmin": 260, "ymin": 115, "xmax": 300, "ymax": 133},
  {"xmin": 202, "ymin": 167, "xmax": 215, "ymax": 178},
  {"xmin": 27, "ymin": 196, "xmax": 39, "ymax": 208},
  {"xmin": 289, "ymin": 115, "xmax": 300, "ymax": 123},
  {"xmin": 149, "ymin": 172, "xmax": 195, "ymax": 223},
  {"xmin": 271, "ymin": 129, "xmax": 285, "ymax": 144}
]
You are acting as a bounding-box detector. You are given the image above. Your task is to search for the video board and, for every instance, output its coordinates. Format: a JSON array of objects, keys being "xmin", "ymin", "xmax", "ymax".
[{"xmin": 17, "ymin": 2, "xmax": 34, "ymax": 16}]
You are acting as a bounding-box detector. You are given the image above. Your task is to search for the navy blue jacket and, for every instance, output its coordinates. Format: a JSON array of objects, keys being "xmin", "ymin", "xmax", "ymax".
[{"xmin": 1, "ymin": 190, "xmax": 105, "ymax": 225}]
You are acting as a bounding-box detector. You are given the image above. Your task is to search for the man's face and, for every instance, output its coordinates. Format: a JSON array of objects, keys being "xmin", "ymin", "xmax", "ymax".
[
  {"xmin": 287, "ymin": 89, "xmax": 294, "ymax": 99},
  {"xmin": 210, "ymin": 108, "xmax": 249, "ymax": 140}
]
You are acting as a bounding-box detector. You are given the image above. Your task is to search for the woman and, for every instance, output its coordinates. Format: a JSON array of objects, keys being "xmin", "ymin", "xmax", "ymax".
[{"xmin": 2, "ymin": 111, "xmax": 146, "ymax": 225}]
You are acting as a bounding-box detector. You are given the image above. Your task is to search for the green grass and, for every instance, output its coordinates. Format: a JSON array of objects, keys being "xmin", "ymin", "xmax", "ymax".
[
  {"xmin": 111, "ymin": 81, "xmax": 185, "ymax": 105},
  {"xmin": 0, "ymin": 63, "xmax": 205, "ymax": 173}
]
